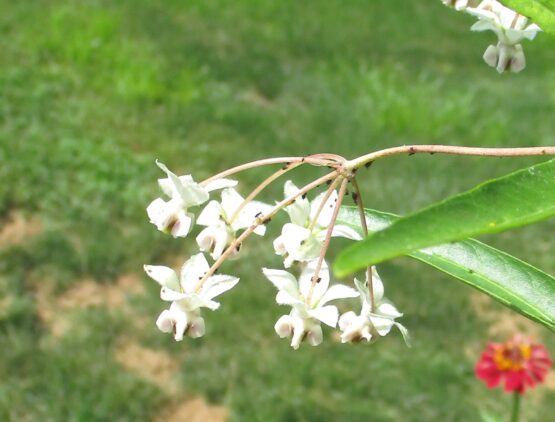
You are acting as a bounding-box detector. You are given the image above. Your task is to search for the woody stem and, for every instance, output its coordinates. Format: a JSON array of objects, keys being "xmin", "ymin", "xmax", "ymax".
[{"xmin": 345, "ymin": 145, "xmax": 555, "ymax": 171}]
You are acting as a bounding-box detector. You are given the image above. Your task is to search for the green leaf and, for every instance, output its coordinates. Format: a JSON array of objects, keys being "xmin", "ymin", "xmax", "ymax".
[
  {"xmin": 500, "ymin": 1, "xmax": 555, "ymax": 35},
  {"xmin": 335, "ymin": 159, "xmax": 555, "ymax": 275},
  {"xmin": 336, "ymin": 206, "xmax": 555, "ymax": 331}
]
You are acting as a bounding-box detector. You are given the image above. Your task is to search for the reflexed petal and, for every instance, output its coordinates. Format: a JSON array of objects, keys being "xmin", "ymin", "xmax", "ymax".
[
  {"xmin": 221, "ymin": 188, "xmax": 245, "ymax": 219},
  {"xmin": 299, "ymin": 259, "xmax": 330, "ymax": 304},
  {"xmin": 369, "ymin": 314, "xmax": 395, "ymax": 336},
  {"xmin": 371, "ymin": 267, "xmax": 385, "ymax": 303},
  {"xmin": 276, "ymin": 290, "xmax": 303, "ymax": 305},
  {"xmin": 144, "ymin": 265, "xmax": 180, "ymax": 291},
  {"xmin": 160, "ymin": 287, "xmax": 188, "ymax": 302},
  {"xmin": 394, "ymin": 322, "xmax": 411, "ymax": 346},
  {"xmin": 378, "ymin": 301, "xmax": 403, "ymax": 319},
  {"xmin": 319, "ymin": 284, "xmax": 359, "ymax": 306},
  {"xmin": 470, "ymin": 20, "xmax": 497, "ymax": 33},
  {"xmin": 180, "ymin": 253, "xmax": 211, "ymax": 291},
  {"xmin": 331, "ymin": 224, "xmax": 362, "ymax": 240},
  {"xmin": 204, "ymin": 178, "xmax": 238, "ymax": 192},
  {"xmin": 197, "ymin": 201, "xmax": 223, "ymax": 226},
  {"xmin": 284, "ymin": 180, "xmax": 310, "ymax": 226},
  {"xmin": 201, "ymin": 275, "xmax": 240, "ymax": 301},
  {"xmin": 308, "ymin": 305, "xmax": 339, "ymax": 327},
  {"xmin": 262, "ymin": 268, "xmax": 299, "ymax": 298},
  {"xmin": 156, "ymin": 160, "xmax": 209, "ymax": 206}
]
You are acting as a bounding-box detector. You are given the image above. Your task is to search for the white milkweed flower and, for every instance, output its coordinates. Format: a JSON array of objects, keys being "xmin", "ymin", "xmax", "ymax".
[
  {"xmin": 466, "ymin": 0, "xmax": 541, "ymax": 73},
  {"xmin": 273, "ymin": 181, "xmax": 361, "ymax": 268},
  {"xmin": 263, "ymin": 260, "xmax": 359, "ymax": 349},
  {"xmin": 196, "ymin": 188, "xmax": 272, "ymax": 260},
  {"xmin": 339, "ymin": 267, "xmax": 410, "ymax": 345},
  {"xmin": 144, "ymin": 253, "xmax": 239, "ymax": 341},
  {"xmin": 147, "ymin": 160, "xmax": 237, "ymax": 237}
]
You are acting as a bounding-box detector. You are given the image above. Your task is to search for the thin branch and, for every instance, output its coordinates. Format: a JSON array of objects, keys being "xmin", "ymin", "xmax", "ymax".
[
  {"xmin": 307, "ymin": 177, "xmax": 340, "ymax": 231},
  {"xmin": 200, "ymin": 155, "xmax": 341, "ymax": 186},
  {"xmin": 228, "ymin": 162, "xmax": 302, "ymax": 225},
  {"xmin": 350, "ymin": 176, "xmax": 374, "ymax": 311},
  {"xmin": 306, "ymin": 177, "xmax": 349, "ymax": 305},
  {"xmin": 193, "ymin": 170, "xmax": 339, "ymax": 293},
  {"xmin": 345, "ymin": 145, "xmax": 555, "ymax": 171}
]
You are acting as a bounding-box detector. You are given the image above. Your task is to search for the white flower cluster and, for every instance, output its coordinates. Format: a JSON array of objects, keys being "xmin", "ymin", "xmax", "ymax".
[
  {"xmin": 442, "ymin": 0, "xmax": 541, "ymax": 73},
  {"xmin": 144, "ymin": 163, "xmax": 409, "ymax": 349}
]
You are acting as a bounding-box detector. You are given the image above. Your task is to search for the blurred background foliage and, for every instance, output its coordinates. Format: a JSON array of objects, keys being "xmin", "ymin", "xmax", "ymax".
[{"xmin": 0, "ymin": 0, "xmax": 554, "ymax": 420}]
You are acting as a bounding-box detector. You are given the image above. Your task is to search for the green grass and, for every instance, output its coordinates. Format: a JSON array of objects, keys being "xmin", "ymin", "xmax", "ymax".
[{"xmin": 1, "ymin": 0, "xmax": 555, "ymax": 420}]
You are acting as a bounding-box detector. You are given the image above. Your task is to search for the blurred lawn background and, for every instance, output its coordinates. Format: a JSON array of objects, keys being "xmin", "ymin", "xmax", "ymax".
[{"xmin": 1, "ymin": 0, "xmax": 555, "ymax": 420}]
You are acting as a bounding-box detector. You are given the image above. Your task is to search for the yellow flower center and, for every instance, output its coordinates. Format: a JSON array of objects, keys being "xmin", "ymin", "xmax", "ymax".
[{"xmin": 493, "ymin": 342, "xmax": 531, "ymax": 371}]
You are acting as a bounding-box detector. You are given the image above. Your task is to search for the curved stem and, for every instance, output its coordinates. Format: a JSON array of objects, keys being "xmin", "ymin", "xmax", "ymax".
[
  {"xmin": 345, "ymin": 145, "xmax": 555, "ymax": 171},
  {"xmin": 350, "ymin": 176, "xmax": 374, "ymax": 311},
  {"xmin": 306, "ymin": 177, "xmax": 348, "ymax": 305},
  {"xmin": 228, "ymin": 162, "xmax": 302, "ymax": 225},
  {"xmin": 201, "ymin": 155, "xmax": 341, "ymax": 186},
  {"xmin": 193, "ymin": 170, "xmax": 339, "ymax": 293}
]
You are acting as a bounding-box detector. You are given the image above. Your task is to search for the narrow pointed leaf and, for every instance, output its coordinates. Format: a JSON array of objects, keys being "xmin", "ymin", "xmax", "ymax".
[
  {"xmin": 500, "ymin": 1, "xmax": 555, "ymax": 36},
  {"xmin": 335, "ymin": 159, "xmax": 555, "ymax": 275},
  {"xmin": 336, "ymin": 207, "xmax": 555, "ymax": 331}
]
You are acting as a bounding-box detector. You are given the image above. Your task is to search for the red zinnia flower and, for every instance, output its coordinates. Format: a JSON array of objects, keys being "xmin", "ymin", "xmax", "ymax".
[{"xmin": 475, "ymin": 334, "xmax": 552, "ymax": 394}]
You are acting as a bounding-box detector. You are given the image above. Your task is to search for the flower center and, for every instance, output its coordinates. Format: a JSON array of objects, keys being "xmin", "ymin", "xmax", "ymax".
[{"xmin": 493, "ymin": 342, "xmax": 531, "ymax": 371}]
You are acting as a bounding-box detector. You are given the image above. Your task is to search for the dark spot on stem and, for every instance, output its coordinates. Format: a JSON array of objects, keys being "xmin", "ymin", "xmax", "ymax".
[
  {"xmin": 364, "ymin": 161, "xmax": 373, "ymax": 169},
  {"xmin": 352, "ymin": 192, "xmax": 358, "ymax": 203}
]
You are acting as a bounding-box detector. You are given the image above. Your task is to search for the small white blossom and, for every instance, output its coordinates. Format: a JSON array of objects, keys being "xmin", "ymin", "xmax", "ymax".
[
  {"xmin": 273, "ymin": 181, "xmax": 361, "ymax": 267},
  {"xmin": 339, "ymin": 267, "xmax": 410, "ymax": 345},
  {"xmin": 196, "ymin": 188, "xmax": 272, "ymax": 259},
  {"xmin": 147, "ymin": 160, "xmax": 237, "ymax": 237},
  {"xmin": 144, "ymin": 253, "xmax": 239, "ymax": 340},
  {"xmin": 263, "ymin": 260, "xmax": 359, "ymax": 349},
  {"xmin": 466, "ymin": 0, "xmax": 541, "ymax": 73}
]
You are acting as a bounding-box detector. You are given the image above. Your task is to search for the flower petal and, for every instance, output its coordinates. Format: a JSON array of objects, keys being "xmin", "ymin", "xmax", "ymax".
[
  {"xmin": 204, "ymin": 178, "xmax": 238, "ymax": 192},
  {"xmin": 284, "ymin": 180, "xmax": 310, "ymax": 226},
  {"xmin": 310, "ymin": 190, "xmax": 338, "ymax": 228},
  {"xmin": 331, "ymin": 224, "xmax": 362, "ymax": 240},
  {"xmin": 201, "ymin": 275, "xmax": 240, "ymax": 301},
  {"xmin": 262, "ymin": 268, "xmax": 299, "ymax": 298},
  {"xmin": 276, "ymin": 290, "xmax": 303, "ymax": 306},
  {"xmin": 308, "ymin": 305, "xmax": 339, "ymax": 327},
  {"xmin": 144, "ymin": 265, "xmax": 180, "ymax": 291},
  {"xmin": 319, "ymin": 284, "xmax": 359, "ymax": 306},
  {"xmin": 180, "ymin": 253, "xmax": 211, "ymax": 292},
  {"xmin": 299, "ymin": 259, "xmax": 330, "ymax": 305},
  {"xmin": 156, "ymin": 160, "xmax": 209, "ymax": 206},
  {"xmin": 197, "ymin": 201, "xmax": 223, "ymax": 226}
]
